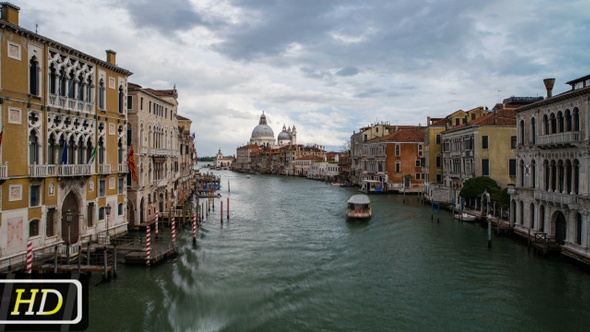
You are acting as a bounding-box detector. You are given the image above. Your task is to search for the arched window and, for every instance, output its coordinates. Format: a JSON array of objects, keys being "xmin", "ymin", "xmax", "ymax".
[
  {"xmin": 118, "ymin": 139, "xmax": 123, "ymax": 164},
  {"xmin": 29, "ymin": 130, "xmax": 40, "ymax": 165},
  {"xmin": 78, "ymin": 73, "xmax": 85, "ymax": 101},
  {"xmin": 544, "ymin": 160, "xmax": 550, "ymax": 191},
  {"xmin": 530, "ymin": 203, "xmax": 535, "ymax": 229},
  {"xmin": 566, "ymin": 160, "xmax": 572, "ymax": 194},
  {"xmin": 98, "ymin": 137, "xmax": 105, "ymax": 164},
  {"xmin": 550, "ymin": 113, "xmax": 556, "ymax": 134},
  {"xmin": 576, "ymin": 213, "xmax": 583, "ymax": 245},
  {"xmin": 557, "ymin": 111, "xmax": 564, "ymax": 133},
  {"xmin": 539, "ymin": 205, "xmax": 545, "ymax": 232},
  {"xmin": 543, "ymin": 114, "xmax": 549, "ymax": 135},
  {"xmin": 59, "ymin": 67, "xmax": 66, "ymax": 97},
  {"xmin": 573, "ymin": 108, "xmax": 580, "ymax": 132},
  {"xmin": 519, "ymin": 160, "xmax": 525, "ymax": 187},
  {"xmin": 29, "ymin": 56, "xmax": 40, "ymax": 95},
  {"xmin": 531, "ymin": 160, "xmax": 536, "ymax": 188},
  {"xmin": 574, "ymin": 159, "xmax": 580, "ymax": 194},
  {"xmin": 395, "ymin": 144, "xmax": 400, "ymax": 156},
  {"xmin": 550, "ymin": 160, "xmax": 556, "ymax": 191},
  {"xmin": 48, "ymin": 134, "xmax": 56, "ymax": 164},
  {"xmin": 531, "ymin": 117, "xmax": 536, "ymax": 144},
  {"xmin": 557, "ymin": 160, "xmax": 564, "ymax": 192},
  {"xmin": 395, "ymin": 161, "xmax": 400, "ymax": 173},
  {"xmin": 87, "ymin": 138, "xmax": 94, "ymax": 164},
  {"xmin": 49, "ymin": 63, "xmax": 57, "ymax": 95},
  {"xmin": 519, "ymin": 120, "xmax": 525, "ymax": 145},
  {"xmin": 77, "ymin": 137, "xmax": 84, "ymax": 164},
  {"xmin": 519, "ymin": 201, "xmax": 524, "ymax": 225},
  {"xmin": 98, "ymin": 79, "xmax": 105, "ymax": 110},
  {"xmin": 565, "ymin": 109, "xmax": 572, "ymax": 132},
  {"xmin": 86, "ymin": 77, "xmax": 93, "ymax": 103},
  {"xmin": 68, "ymin": 70, "xmax": 75, "ymax": 99},
  {"xmin": 118, "ymin": 85, "xmax": 124, "ymax": 114}
]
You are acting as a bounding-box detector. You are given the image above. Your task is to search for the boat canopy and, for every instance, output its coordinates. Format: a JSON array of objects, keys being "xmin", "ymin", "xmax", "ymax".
[{"xmin": 347, "ymin": 194, "xmax": 371, "ymax": 205}]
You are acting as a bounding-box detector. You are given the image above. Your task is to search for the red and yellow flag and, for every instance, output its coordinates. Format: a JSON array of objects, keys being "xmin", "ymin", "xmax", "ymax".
[{"xmin": 128, "ymin": 145, "xmax": 138, "ymax": 183}]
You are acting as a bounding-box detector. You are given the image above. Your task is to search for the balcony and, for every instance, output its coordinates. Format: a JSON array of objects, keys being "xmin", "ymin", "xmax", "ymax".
[
  {"xmin": 29, "ymin": 165, "xmax": 57, "ymax": 177},
  {"xmin": 57, "ymin": 164, "xmax": 92, "ymax": 177},
  {"xmin": 98, "ymin": 164, "xmax": 112, "ymax": 174},
  {"xmin": 537, "ymin": 131, "xmax": 581, "ymax": 148},
  {"xmin": 534, "ymin": 189, "xmax": 578, "ymax": 207},
  {"xmin": 118, "ymin": 164, "xmax": 128, "ymax": 173},
  {"xmin": 0, "ymin": 165, "xmax": 7, "ymax": 179}
]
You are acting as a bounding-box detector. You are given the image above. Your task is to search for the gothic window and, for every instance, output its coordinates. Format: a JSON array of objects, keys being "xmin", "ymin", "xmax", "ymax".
[
  {"xmin": 29, "ymin": 130, "xmax": 40, "ymax": 165},
  {"xmin": 87, "ymin": 138, "xmax": 94, "ymax": 164},
  {"xmin": 68, "ymin": 136, "xmax": 75, "ymax": 164},
  {"xmin": 543, "ymin": 114, "xmax": 549, "ymax": 135},
  {"xmin": 29, "ymin": 56, "xmax": 40, "ymax": 96},
  {"xmin": 86, "ymin": 77, "xmax": 93, "ymax": 103},
  {"xmin": 557, "ymin": 111, "xmax": 564, "ymax": 133},
  {"xmin": 519, "ymin": 120, "xmax": 525, "ymax": 145},
  {"xmin": 99, "ymin": 79, "xmax": 105, "ymax": 110},
  {"xmin": 118, "ymin": 85, "xmax": 124, "ymax": 114},
  {"xmin": 530, "ymin": 203, "xmax": 535, "ymax": 229},
  {"xmin": 49, "ymin": 63, "xmax": 57, "ymax": 94},
  {"xmin": 573, "ymin": 108, "xmax": 580, "ymax": 131},
  {"xmin": 118, "ymin": 139, "xmax": 123, "ymax": 164},
  {"xmin": 395, "ymin": 144, "xmax": 400, "ymax": 156},
  {"xmin": 550, "ymin": 113, "xmax": 556, "ymax": 134},
  {"xmin": 48, "ymin": 134, "xmax": 56, "ymax": 164},
  {"xmin": 531, "ymin": 117, "xmax": 536, "ymax": 144},
  {"xmin": 68, "ymin": 70, "xmax": 75, "ymax": 99},
  {"xmin": 531, "ymin": 160, "xmax": 536, "ymax": 188},
  {"xmin": 98, "ymin": 137, "xmax": 105, "ymax": 164},
  {"xmin": 565, "ymin": 109, "xmax": 572, "ymax": 132},
  {"xmin": 58, "ymin": 67, "xmax": 66, "ymax": 97},
  {"xmin": 78, "ymin": 73, "xmax": 85, "ymax": 101},
  {"xmin": 576, "ymin": 213, "xmax": 582, "ymax": 245}
]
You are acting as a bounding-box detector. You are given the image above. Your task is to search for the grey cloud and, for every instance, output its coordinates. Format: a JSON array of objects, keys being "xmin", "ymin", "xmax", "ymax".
[
  {"xmin": 123, "ymin": 0, "xmax": 209, "ymax": 33},
  {"xmin": 336, "ymin": 67, "xmax": 360, "ymax": 77}
]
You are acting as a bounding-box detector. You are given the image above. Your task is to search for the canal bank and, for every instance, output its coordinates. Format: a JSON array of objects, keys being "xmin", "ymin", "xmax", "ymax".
[{"xmin": 85, "ymin": 170, "xmax": 590, "ymax": 331}]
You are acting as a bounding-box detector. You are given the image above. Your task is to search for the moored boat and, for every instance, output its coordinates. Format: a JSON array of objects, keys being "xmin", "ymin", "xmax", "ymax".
[
  {"xmin": 346, "ymin": 194, "xmax": 372, "ymax": 220},
  {"xmin": 454, "ymin": 213, "xmax": 476, "ymax": 221}
]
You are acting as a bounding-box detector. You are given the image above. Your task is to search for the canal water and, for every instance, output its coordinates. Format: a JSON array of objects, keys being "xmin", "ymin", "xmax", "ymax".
[{"xmin": 87, "ymin": 170, "xmax": 590, "ymax": 331}]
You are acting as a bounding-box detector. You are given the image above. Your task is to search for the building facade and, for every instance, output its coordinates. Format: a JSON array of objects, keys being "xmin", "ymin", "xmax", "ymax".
[
  {"xmin": 511, "ymin": 75, "xmax": 590, "ymax": 265},
  {"xmin": 0, "ymin": 3, "xmax": 132, "ymax": 266}
]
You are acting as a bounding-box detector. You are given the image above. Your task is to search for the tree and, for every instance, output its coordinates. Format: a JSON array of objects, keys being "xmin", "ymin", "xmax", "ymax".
[{"xmin": 459, "ymin": 176, "xmax": 500, "ymax": 200}]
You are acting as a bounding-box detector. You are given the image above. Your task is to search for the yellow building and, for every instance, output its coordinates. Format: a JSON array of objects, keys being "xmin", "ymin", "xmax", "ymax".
[{"xmin": 0, "ymin": 3, "xmax": 132, "ymax": 267}]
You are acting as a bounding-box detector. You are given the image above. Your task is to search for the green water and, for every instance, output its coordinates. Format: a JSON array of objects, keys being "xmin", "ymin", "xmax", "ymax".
[{"xmin": 87, "ymin": 171, "xmax": 590, "ymax": 331}]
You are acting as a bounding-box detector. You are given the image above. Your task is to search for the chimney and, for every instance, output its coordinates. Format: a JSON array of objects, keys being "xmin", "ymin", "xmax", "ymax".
[
  {"xmin": 106, "ymin": 50, "xmax": 117, "ymax": 65},
  {"xmin": 543, "ymin": 78, "xmax": 555, "ymax": 98},
  {"xmin": 1, "ymin": 3, "xmax": 20, "ymax": 26}
]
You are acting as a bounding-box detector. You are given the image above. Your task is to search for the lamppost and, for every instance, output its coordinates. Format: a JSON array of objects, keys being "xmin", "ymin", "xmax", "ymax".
[
  {"xmin": 105, "ymin": 203, "xmax": 111, "ymax": 243},
  {"xmin": 66, "ymin": 209, "xmax": 73, "ymax": 262}
]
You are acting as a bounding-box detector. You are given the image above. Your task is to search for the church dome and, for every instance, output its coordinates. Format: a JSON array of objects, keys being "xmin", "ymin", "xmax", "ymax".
[
  {"xmin": 251, "ymin": 112, "xmax": 274, "ymax": 142},
  {"xmin": 278, "ymin": 125, "xmax": 291, "ymax": 140}
]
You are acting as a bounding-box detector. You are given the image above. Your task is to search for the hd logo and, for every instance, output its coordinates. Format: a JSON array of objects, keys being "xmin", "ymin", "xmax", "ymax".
[{"xmin": 0, "ymin": 277, "xmax": 88, "ymax": 331}]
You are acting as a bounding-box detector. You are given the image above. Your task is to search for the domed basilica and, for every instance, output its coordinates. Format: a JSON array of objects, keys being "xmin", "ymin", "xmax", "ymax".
[{"xmin": 250, "ymin": 112, "xmax": 296, "ymax": 148}]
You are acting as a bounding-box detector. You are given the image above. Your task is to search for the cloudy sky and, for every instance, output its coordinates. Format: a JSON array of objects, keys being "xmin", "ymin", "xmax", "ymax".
[{"xmin": 16, "ymin": 0, "xmax": 590, "ymax": 157}]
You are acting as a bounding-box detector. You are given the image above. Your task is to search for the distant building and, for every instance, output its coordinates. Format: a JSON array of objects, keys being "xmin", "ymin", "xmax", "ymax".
[{"xmin": 214, "ymin": 148, "xmax": 234, "ymax": 168}]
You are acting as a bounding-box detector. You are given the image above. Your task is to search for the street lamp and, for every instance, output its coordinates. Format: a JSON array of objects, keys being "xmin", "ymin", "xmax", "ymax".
[
  {"xmin": 66, "ymin": 209, "xmax": 73, "ymax": 261},
  {"xmin": 105, "ymin": 203, "xmax": 111, "ymax": 240}
]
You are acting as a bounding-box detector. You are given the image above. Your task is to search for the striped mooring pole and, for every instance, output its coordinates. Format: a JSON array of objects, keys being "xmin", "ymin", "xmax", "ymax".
[
  {"xmin": 192, "ymin": 214, "xmax": 197, "ymax": 244},
  {"xmin": 146, "ymin": 225, "xmax": 151, "ymax": 267},
  {"xmin": 155, "ymin": 210, "xmax": 159, "ymax": 238},
  {"xmin": 26, "ymin": 240, "xmax": 33, "ymax": 274},
  {"xmin": 172, "ymin": 218, "xmax": 176, "ymax": 247}
]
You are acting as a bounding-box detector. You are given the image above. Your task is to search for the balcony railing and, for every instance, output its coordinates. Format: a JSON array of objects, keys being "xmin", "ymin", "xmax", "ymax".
[
  {"xmin": 537, "ymin": 131, "xmax": 581, "ymax": 147},
  {"xmin": 0, "ymin": 165, "xmax": 7, "ymax": 179},
  {"xmin": 118, "ymin": 164, "xmax": 128, "ymax": 173},
  {"xmin": 48, "ymin": 94, "xmax": 93, "ymax": 113},
  {"xmin": 58, "ymin": 164, "xmax": 92, "ymax": 177},
  {"xmin": 29, "ymin": 165, "xmax": 57, "ymax": 177},
  {"xmin": 534, "ymin": 189, "xmax": 578, "ymax": 205},
  {"xmin": 98, "ymin": 164, "xmax": 112, "ymax": 174}
]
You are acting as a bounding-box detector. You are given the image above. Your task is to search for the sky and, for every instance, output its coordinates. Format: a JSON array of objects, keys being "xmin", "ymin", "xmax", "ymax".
[{"xmin": 14, "ymin": 0, "xmax": 590, "ymax": 157}]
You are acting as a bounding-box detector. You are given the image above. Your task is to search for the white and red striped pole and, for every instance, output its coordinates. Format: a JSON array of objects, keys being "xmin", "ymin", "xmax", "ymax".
[
  {"xmin": 171, "ymin": 218, "xmax": 176, "ymax": 247},
  {"xmin": 192, "ymin": 214, "xmax": 197, "ymax": 244},
  {"xmin": 155, "ymin": 210, "xmax": 159, "ymax": 238},
  {"xmin": 146, "ymin": 226, "xmax": 151, "ymax": 267},
  {"xmin": 26, "ymin": 240, "xmax": 33, "ymax": 274}
]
